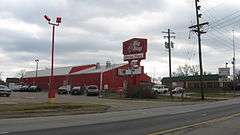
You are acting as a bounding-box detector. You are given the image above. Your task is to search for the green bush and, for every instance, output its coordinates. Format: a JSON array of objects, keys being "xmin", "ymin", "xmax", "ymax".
[{"xmin": 125, "ymin": 84, "xmax": 157, "ymax": 99}]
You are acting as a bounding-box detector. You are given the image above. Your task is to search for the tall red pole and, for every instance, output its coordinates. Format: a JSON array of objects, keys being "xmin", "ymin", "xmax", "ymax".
[
  {"xmin": 48, "ymin": 25, "xmax": 56, "ymax": 102},
  {"xmin": 44, "ymin": 15, "xmax": 61, "ymax": 103}
]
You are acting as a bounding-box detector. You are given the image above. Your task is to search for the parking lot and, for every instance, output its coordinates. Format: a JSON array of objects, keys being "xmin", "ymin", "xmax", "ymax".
[{"xmin": 0, "ymin": 92, "xmax": 200, "ymax": 111}]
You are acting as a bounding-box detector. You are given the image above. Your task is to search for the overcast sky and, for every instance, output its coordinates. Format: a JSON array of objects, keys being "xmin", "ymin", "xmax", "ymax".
[{"xmin": 0, "ymin": 0, "xmax": 240, "ymax": 79}]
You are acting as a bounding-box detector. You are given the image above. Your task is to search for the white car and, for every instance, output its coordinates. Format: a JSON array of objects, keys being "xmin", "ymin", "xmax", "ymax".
[
  {"xmin": 86, "ymin": 85, "xmax": 99, "ymax": 96},
  {"xmin": 172, "ymin": 87, "xmax": 185, "ymax": 94},
  {"xmin": 152, "ymin": 85, "xmax": 168, "ymax": 94},
  {"xmin": 0, "ymin": 85, "xmax": 12, "ymax": 97}
]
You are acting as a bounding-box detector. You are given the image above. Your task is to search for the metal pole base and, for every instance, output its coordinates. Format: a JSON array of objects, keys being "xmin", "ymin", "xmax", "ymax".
[{"xmin": 48, "ymin": 98, "xmax": 56, "ymax": 103}]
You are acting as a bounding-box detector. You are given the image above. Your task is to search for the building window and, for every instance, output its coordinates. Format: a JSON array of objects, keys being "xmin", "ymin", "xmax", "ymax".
[
  {"xmin": 214, "ymin": 82, "xmax": 219, "ymax": 88},
  {"xmin": 207, "ymin": 82, "xmax": 213, "ymax": 88},
  {"xmin": 194, "ymin": 83, "xmax": 200, "ymax": 88}
]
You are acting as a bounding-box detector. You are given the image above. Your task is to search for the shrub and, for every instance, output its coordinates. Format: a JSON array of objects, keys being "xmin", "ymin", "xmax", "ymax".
[{"xmin": 125, "ymin": 84, "xmax": 157, "ymax": 99}]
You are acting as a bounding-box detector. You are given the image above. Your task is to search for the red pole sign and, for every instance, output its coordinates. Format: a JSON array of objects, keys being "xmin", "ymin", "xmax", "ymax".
[
  {"xmin": 121, "ymin": 38, "xmax": 148, "ymax": 86},
  {"xmin": 123, "ymin": 38, "xmax": 147, "ymax": 61}
]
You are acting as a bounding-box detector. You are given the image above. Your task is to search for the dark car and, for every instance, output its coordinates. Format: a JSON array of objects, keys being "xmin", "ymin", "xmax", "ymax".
[
  {"xmin": 58, "ymin": 86, "xmax": 69, "ymax": 95},
  {"xmin": 28, "ymin": 86, "xmax": 42, "ymax": 92},
  {"xmin": 0, "ymin": 85, "xmax": 12, "ymax": 97},
  {"xmin": 70, "ymin": 86, "xmax": 85, "ymax": 95},
  {"xmin": 19, "ymin": 85, "xmax": 30, "ymax": 92}
]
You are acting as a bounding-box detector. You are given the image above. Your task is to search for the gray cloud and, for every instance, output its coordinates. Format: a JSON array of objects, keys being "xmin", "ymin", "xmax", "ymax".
[{"xmin": 0, "ymin": 0, "xmax": 240, "ymax": 79}]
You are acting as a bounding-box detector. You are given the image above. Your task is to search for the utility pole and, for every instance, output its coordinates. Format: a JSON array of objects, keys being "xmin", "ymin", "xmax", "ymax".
[
  {"xmin": 189, "ymin": 0, "xmax": 209, "ymax": 100},
  {"xmin": 35, "ymin": 59, "xmax": 39, "ymax": 86},
  {"xmin": 232, "ymin": 30, "xmax": 236, "ymax": 95},
  {"xmin": 162, "ymin": 29, "xmax": 175, "ymax": 97}
]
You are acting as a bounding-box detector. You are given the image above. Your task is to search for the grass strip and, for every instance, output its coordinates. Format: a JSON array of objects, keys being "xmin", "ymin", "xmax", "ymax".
[{"xmin": 0, "ymin": 102, "xmax": 109, "ymax": 118}]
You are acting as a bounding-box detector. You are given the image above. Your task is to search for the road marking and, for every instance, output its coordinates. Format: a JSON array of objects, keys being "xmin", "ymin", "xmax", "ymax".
[
  {"xmin": 148, "ymin": 112, "xmax": 240, "ymax": 135},
  {"xmin": 0, "ymin": 132, "xmax": 9, "ymax": 135}
]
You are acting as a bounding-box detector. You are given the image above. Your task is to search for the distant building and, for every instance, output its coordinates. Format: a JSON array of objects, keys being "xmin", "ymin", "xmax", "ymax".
[
  {"xmin": 6, "ymin": 78, "xmax": 20, "ymax": 84},
  {"xmin": 22, "ymin": 63, "xmax": 151, "ymax": 92},
  {"xmin": 161, "ymin": 74, "xmax": 232, "ymax": 90},
  {"xmin": 6, "ymin": 78, "xmax": 21, "ymax": 89}
]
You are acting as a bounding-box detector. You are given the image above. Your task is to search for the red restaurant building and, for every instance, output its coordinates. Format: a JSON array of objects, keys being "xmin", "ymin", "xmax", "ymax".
[{"xmin": 22, "ymin": 62, "xmax": 151, "ymax": 92}]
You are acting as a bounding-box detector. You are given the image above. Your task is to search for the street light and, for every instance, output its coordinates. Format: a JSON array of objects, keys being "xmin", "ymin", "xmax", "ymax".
[
  {"xmin": 44, "ymin": 15, "xmax": 62, "ymax": 103},
  {"xmin": 35, "ymin": 59, "xmax": 39, "ymax": 85}
]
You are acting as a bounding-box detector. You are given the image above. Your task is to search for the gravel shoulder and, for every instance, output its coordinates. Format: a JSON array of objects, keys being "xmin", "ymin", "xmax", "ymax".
[{"xmin": 0, "ymin": 92, "xmax": 203, "ymax": 112}]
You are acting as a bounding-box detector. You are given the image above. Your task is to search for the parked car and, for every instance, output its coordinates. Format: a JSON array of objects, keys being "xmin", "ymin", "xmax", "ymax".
[
  {"xmin": 152, "ymin": 84, "xmax": 168, "ymax": 94},
  {"xmin": 19, "ymin": 85, "xmax": 30, "ymax": 92},
  {"xmin": 12, "ymin": 85, "xmax": 22, "ymax": 92},
  {"xmin": 58, "ymin": 85, "xmax": 71, "ymax": 95},
  {"xmin": 172, "ymin": 87, "xmax": 185, "ymax": 94},
  {"xmin": 0, "ymin": 85, "xmax": 12, "ymax": 97},
  {"xmin": 86, "ymin": 85, "xmax": 99, "ymax": 96},
  {"xmin": 28, "ymin": 86, "xmax": 42, "ymax": 92},
  {"xmin": 70, "ymin": 86, "xmax": 85, "ymax": 95}
]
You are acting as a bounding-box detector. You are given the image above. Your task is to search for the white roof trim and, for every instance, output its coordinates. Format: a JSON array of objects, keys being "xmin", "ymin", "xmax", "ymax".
[
  {"xmin": 71, "ymin": 63, "xmax": 127, "ymax": 75},
  {"xmin": 23, "ymin": 63, "xmax": 128, "ymax": 78},
  {"xmin": 23, "ymin": 66, "xmax": 73, "ymax": 78}
]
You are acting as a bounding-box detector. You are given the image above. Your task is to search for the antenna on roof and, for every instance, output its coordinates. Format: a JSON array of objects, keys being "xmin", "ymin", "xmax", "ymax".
[
  {"xmin": 96, "ymin": 62, "xmax": 101, "ymax": 69},
  {"xmin": 106, "ymin": 61, "xmax": 111, "ymax": 68}
]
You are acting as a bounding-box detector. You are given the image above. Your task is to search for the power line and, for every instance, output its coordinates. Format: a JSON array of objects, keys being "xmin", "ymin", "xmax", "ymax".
[
  {"xmin": 203, "ymin": 31, "xmax": 233, "ymax": 49},
  {"xmin": 208, "ymin": 10, "xmax": 240, "ymax": 28},
  {"xmin": 201, "ymin": 0, "xmax": 225, "ymax": 15},
  {"xmin": 203, "ymin": 9, "xmax": 233, "ymax": 36},
  {"xmin": 214, "ymin": 17, "xmax": 240, "ymax": 30},
  {"xmin": 202, "ymin": 9, "xmax": 239, "ymax": 52},
  {"xmin": 209, "ymin": 14, "xmax": 240, "ymax": 29},
  {"xmin": 186, "ymin": 33, "xmax": 198, "ymax": 63},
  {"xmin": 209, "ymin": 28, "xmax": 233, "ymax": 44}
]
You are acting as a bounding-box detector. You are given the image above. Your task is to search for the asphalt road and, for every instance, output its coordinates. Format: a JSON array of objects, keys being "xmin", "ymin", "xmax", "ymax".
[{"xmin": 5, "ymin": 103, "xmax": 240, "ymax": 135}]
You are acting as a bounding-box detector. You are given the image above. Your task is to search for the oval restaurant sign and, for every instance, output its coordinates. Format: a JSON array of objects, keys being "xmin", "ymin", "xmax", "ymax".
[{"xmin": 123, "ymin": 38, "xmax": 147, "ymax": 61}]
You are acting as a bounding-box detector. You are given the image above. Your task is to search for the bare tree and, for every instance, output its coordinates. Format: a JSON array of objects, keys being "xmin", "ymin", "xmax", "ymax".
[
  {"xmin": 189, "ymin": 65, "xmax": 199, "ymax": 75},
  {"xmin": 176, "ymin": 64, "xmax": 191, "ymax": 76},
  {"xmin": 172, "ymin": 72, "xmax": 178, "ymax": 77},
  {"xmin": 16, "ymin": 70, "xmax": 26, "ymax": 78},
  {"xmin": 174, "ymin": 64, "xmax": 199, "ymax": 77}
]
